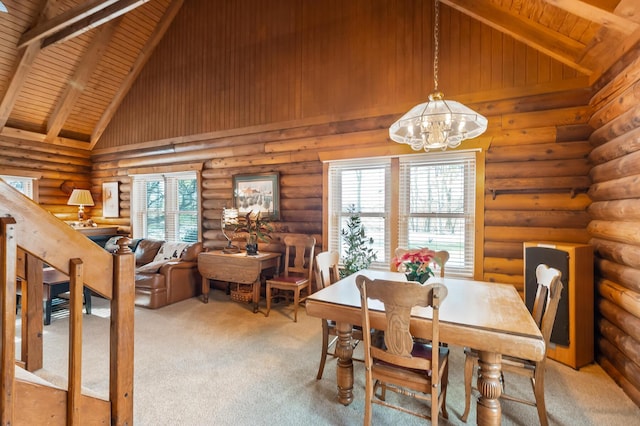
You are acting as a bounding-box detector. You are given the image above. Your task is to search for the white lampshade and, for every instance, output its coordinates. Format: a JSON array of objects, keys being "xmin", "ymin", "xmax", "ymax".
[{"xmin": 67, "ymin": 189, "xmax": 94, "ymax": 207}]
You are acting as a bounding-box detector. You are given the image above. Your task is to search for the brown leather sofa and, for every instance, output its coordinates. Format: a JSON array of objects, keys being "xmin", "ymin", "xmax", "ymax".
[{"xmin": 106, "ymin": 237, "xmax": 203, "ymax": 309}]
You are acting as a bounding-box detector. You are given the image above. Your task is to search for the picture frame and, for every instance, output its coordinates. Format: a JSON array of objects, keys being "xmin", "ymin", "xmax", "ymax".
[
  {"xmin": 102, "ymin": 181, "xmax": 119, "ymax": 218},
  {"xmin": 233, "ymin": 173, "xmax": 280, "ymax": 220}
]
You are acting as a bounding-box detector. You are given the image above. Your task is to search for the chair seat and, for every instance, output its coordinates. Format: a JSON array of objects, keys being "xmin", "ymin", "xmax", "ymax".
[{"xmin": 269, "ymin": 275, "xmax": 308, "ymax": 285}]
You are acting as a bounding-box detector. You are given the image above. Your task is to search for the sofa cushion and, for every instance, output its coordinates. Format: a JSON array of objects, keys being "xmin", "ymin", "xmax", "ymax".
[
  {"xmin": 153, "ymin": 241, "xmax": 190, "ymax": 262},
  {"xmin": 135, "ymin": 239, "xmax": 164, "ymax": 266}
]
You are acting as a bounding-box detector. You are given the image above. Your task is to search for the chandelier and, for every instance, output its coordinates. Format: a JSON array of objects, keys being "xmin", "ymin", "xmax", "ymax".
[{"xmin": 389, "ymin": 0, "xmax": 487, "ymax": 151}]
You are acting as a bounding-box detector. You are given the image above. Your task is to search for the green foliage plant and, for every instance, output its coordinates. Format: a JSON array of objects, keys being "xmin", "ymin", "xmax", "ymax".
[{"xmin": 340, "ymin": 205, "xmax": 377, "ymax": 278}]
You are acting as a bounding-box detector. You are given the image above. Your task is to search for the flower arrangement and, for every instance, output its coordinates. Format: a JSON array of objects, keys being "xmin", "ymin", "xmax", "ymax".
[
  {"xmin": 392, "ymin": 247, "xmax": 438, "ymax": 284},
  {"xmin": 234, "ymin": 210, "xmax": 273, "ymax": 254}
]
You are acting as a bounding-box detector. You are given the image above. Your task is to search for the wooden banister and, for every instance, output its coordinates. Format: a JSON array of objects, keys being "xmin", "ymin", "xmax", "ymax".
[
  {"xmin": 0, "ymin": 181, "xmax": 135, "ymax": 425},
  {"xmin": 0, "ymin": 180, "xmax": 113, "ymax": 298}
]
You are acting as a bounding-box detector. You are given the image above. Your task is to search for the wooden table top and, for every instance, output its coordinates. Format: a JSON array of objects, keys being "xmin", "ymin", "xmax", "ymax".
[{"xmin": 306, "ymin": 269, "xmax": 546, "ymax": 361}]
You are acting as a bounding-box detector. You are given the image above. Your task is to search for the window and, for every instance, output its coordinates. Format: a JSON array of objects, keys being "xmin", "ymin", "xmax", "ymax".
[
  {"xmin": 131, "ymin": 172, "xmax": 199, "ymax": 242},
  {"xmin": 0, "ymin": 175, "xmax": 34, "ymax": 199},
  {"xmin": 328, "ymin": 151, "xmax": 476, "ymax": 277},
  {"xmin": 328, "ymin": 159, "xmax": 390, "ymax": 269},
  {"xmin": 399, "ymin": 152, "xmax": 476, "ymax": 276}
]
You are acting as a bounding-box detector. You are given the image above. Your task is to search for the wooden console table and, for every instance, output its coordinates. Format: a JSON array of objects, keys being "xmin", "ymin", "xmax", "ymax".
[{"xmin": 198, "ymin": 251, "xmax": 281, "ymax": 313}]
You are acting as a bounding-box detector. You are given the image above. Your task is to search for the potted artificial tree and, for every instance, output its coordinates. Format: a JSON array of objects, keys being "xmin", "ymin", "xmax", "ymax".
[{"xmin": 340, "ymin": 205, "xmax": 377, "ymax": 278}]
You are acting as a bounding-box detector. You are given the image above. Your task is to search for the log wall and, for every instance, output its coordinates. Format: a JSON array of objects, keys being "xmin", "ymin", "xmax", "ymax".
[
  {"xmin": 0, "ymin": 137, "xmax": 92, "ymax": 221},
  {"xmin": 588, "ymin": 52, "xmax": 640, "ymax": 407}
]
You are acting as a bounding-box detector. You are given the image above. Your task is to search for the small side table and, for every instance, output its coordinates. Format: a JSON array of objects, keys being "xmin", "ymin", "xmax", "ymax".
[
  {"xmin": 197, "ymin": 251, "xmax": 281, "ymax": 313},
  {"xmin": 42, "ymin": 268, "xmax": 92, "ymax": 325}
]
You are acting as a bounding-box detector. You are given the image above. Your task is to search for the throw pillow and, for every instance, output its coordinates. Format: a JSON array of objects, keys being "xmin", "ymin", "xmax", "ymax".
[
  {"xmin": 152, "ymin": 242, "xmax": 190, "ymax": 263},
  {"xmin": 104, "ymin": 236, "xmax": 123, "ymax": 253}
]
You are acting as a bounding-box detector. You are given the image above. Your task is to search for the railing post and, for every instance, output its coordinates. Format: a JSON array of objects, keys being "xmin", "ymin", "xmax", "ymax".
[
  {"xmin": 110, "ymin": 238, "xmax": 135, "ymax": 425},
  {"xmin": 22, "ymin": 252, "xmax": 44, "ymax": 371},
  {"xmin": 0, "ymin": 217, "xmax": 17, "ymax": 426},
  {"xmin": 67, "ymin": 258, "xmax": 84, "ymax": 425}
]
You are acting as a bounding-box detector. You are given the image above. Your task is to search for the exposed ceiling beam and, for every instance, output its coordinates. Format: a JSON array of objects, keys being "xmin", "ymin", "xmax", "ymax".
[
  {"xmin": 0, "ymin": 1, "xmax": 58, "ymax": 130},
  {"xmin": 90, "ymin": 0, "xmax": 185, "ymax": 148},
  {"xmin": 440, "ymin": 0, "xmax": 592, "ymax": 76},
  {"xmin": 542, "ymin": 0, "xmax": 638, "ymax": 34},
  {"xmin": 17, "ymin": 0, "xmax": 119, "ymax": 48},
  {"xmin": 1, "ymin": 126, "xmax": 90, "ymax": 151},
  {"xmin": 42, "ymin": 0, "xmax": 151, "ymax": 49},
  {"xmin": 45, "ymin": 21, "xmax": 119, "ymax": 141}
]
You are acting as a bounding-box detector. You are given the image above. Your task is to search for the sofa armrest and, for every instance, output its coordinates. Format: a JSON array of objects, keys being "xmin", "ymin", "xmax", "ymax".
[{"xmin": 158, "ymin": 260, "xmax": 198, "ymax": 274}]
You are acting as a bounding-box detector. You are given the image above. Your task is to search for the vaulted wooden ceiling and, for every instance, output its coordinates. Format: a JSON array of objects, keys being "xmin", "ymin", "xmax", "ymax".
[{"xmin": 0, "ymin": 0, "xmax": 638, "ymax": 152}]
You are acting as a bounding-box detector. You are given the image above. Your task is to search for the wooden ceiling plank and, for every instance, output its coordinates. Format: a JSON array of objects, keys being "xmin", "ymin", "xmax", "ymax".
[
  {"xmin": 542, "ymin": 0, "xmax": 638, "ymax": 34},
  {"xmin": 42, "ymin": 0, "xmax": 151, "ymax": 49},
  {"xmin": 0, "ymin": 43, "xmax": 40, "ymax": 129},
  {"xmin": 90, "ymin": 0, "xmax": 185, "ymax": 148},
  {"xmin": 45, "ymin": 20, "xmax": 119, "ymax": 141},
  {"xmin": 17, "ymin": 0, "xmax": 119, "ymax": 48},
  {"xmin": 440, "ymin": 0, "xmax": 592, "ymax": 75}
]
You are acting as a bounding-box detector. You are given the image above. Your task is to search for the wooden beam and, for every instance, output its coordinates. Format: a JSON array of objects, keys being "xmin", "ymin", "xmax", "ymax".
[
  {"xmin": 42, "ymin": 0, "xmax": 151, "ymax": 49},
  {"xmin": 440, "ymin": 0, "xmax": 592, "ymax": 75},
  {"xmin": 90, "ymin": 0, "xmax": 185, "ymax": 148},
  {"xmin": 17, "ymin": 0, "xmax": 119, "ymax": 48},
  {"xmin": 542, "ymin": 0, "xmax": 638, "ymax": 35},
  {"xmin": 0, "ymin": 1, "xmax": 59, "ymax": 130},
  {"xmin": 45, "ymin": 21, "xmax": 119, "ymax": 141},
  {"xmin": 1, "ymin": 127, "xmax": 90, "ymax": 151}
]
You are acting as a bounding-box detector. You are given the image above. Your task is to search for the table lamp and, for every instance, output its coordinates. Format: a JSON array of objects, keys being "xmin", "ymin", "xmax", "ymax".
[
  {"xmin": 221, "ymin": 207, "xmax": 240, "ymax": 253},
  {"xmin": 67, "ymin": 189, "xmax": 94, "ymax": 221}
]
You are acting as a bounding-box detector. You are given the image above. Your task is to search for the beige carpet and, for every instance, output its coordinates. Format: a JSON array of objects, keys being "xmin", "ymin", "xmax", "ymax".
[{"xmin": 22, "ymin": 290, "xmax": 640, "ymax": 426}]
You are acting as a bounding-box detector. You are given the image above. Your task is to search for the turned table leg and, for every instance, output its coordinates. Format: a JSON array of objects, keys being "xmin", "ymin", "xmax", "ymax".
[
  {"xmin": 477, "ymin": 351, "xmax": 503, "ymax": 426},
  {"xmin": 252, "ymin": 279, "xmax": 260, "ymax": 313},
  {"xmin": 335, "ymin": 321, "xmax": 354, "ymax": 405}
]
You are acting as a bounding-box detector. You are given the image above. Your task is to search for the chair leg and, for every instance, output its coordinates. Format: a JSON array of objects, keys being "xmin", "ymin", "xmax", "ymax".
[
  {"xmin": 461, "ymin": 352, "xmax": 475, "ymax": 422},
  {"xmin": 83, "ymin": 287, "xmax": 92, "ymax": 315},
  {"xmin": 441, "ymin": 360, "xmax": 449, "ymax": 419},
  {"xmin": 293, "ymin": 287, "xmax": 299, "ymax": 322},
  {"xmin": 533, "ymin": 363, "xmax": 548, "ymax": 426},
  {"xmin": 316, "ymin": 320, "xmax": 330, "ymax": 380},
  {"xmin": 265, "ymin": 284, "xmax": 272, "ymax": 317}
]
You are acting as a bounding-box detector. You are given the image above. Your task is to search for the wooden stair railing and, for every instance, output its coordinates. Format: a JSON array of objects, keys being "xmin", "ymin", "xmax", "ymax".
[{"xmin": 1, "ymin": 180, "xmax": 135, "ymax": 425}]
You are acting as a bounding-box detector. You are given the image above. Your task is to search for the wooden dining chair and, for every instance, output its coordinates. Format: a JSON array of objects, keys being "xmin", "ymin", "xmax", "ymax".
[
  {"xmin": 355, "ymin": 275, "xmax": 449, "ymax": 425},
  {"xmin": 265, "ymin": 234, "xmax": 315, "ymax": 322},
  {"xmin": 314, "ymin": 251, "xmax": 364, "ymax": 379},
  {"xmin": 461, "ymin": 264, "xmax": 563, "ymax": 426}
]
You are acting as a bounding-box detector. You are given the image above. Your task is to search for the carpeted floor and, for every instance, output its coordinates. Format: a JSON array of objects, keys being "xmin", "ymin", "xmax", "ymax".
[{"xmin": 22, "ymin": 290, "xmax": 640, "ymax": 425}]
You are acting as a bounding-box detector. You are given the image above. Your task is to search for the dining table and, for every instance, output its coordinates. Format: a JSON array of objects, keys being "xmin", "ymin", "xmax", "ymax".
[{"xmin": 305, "ymin": 269, "xmax": 545, "ymax": 426}]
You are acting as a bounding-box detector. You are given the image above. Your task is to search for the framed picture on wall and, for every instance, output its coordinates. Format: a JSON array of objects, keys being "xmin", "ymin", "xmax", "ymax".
[
  {"xmin": 103, "ymin": 182, "xmax": 119, "ymax": 218},
  {"xmin": 233, "ymin": 173, "xmax": 280, "ymax": 220}
]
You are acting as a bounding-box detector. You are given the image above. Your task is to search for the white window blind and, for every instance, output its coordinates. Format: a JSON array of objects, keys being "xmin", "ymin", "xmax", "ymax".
[
  {"xmin": 399, "ymin": 151, "xmax": 476, "ymax": 277},
  {"xmin": 0, "ymin": 175, "xmax": 34, "ymax": 199},
  {"xmin": 131, "ymin": 172, "xmax": 199, "ymax": 242},
  {"xmin": 328, "ymin": 159, "xmax": 390, "ymax": 268}
]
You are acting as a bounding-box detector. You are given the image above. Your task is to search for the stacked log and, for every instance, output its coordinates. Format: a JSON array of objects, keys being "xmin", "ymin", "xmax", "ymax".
[{"xmin": 588, "ymin": 55, "xmax": 640, "ymax": 407}]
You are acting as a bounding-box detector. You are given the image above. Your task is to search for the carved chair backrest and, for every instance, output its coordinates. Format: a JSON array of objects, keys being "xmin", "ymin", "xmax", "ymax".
[
  {"xmin": 282, "ymin": 234, "xmax": 316, "ymax": 282},
  {"xmin": 314, "ymin": 251, "xmax": 339, "ymax": 291},
  {"xmin": 355, "ymin": 275, "xmax": 448, "ymax": 377}
]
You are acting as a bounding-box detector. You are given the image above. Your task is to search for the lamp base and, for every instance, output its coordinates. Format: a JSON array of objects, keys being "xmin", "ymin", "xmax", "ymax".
[{"xmin": 223, "ymin": 243, "xmax": 240, "ymax": 254}]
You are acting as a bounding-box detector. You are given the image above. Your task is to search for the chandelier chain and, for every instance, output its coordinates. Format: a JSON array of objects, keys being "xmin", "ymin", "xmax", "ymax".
[{"xmin": 433, "ymin": 0, "xmax": 440, "ymax": 91}]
